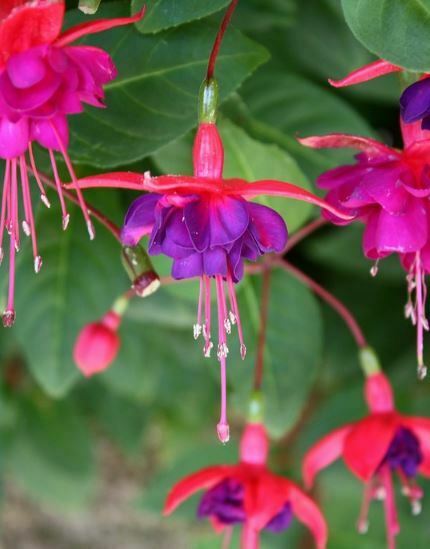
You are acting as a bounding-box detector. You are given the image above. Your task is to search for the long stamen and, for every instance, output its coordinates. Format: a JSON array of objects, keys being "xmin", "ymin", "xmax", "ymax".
[
  {"xmin": 28, "ymin": 143, "xmax": 50, "ymax": 207},
  {"xmin": 227, "ymin": 272, "xmax": 246, "ymax": 359},
  {"xmin": 215, "ymin": 275, "xmax": 229, "ymax": 443},
  {"xmin": 51, "ymin": 123, "xmax": 95, "ymax": 239},
  {"xmin": 193, "ymin": 277, "xmax": 204, "ymax": 339},
  {"xmin": 19, "ymin": 156, "xmax": 42, "ymax": 273},
  {"xmin": 380, "ymin": 467, "xmax": 400, "ymax": 549},
  {"xmin": 415, "ymin": 252, "xmax": 428, "ymax": 379},
  {"xmin": 357, "ymin": 480, "xmax": 374, "ymax": 534},
  {"xmin": 397, "ymin": 470, "xmax": 423, "ymax": 515},
  {"xmin": 49, "ymin": 150, "xmax": 70, "ymax": 230},
  {"xmin": 203, "ymin": 274, "xmax": 213, "ymax": 357},
  {"xmin": 3, "ymin": 160, "xmax": 18, "ymax": 327},
  {"xmin": 0, "ymin": 161, "xmax": 11, "ymax": 263}
]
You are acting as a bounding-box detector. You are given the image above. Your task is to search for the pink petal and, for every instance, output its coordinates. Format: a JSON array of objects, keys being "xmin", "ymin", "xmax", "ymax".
[
  {"xmin": 343, "ymin": 413, "xmax": 399, "ymax": 481},
  {"xmin": 55, "ymin": 6, "xmax": 146, "ymax": 47},
  {"xmin": 163, "ymin": 465, "xmax": 232, "ymax": 516},
  {"xmin": 288, "ymin": 482, "xmax": 328, "ymax": 549},
  {"xmin": 298, "ymin": 133, "xmax": 398, "ymax": 158},
  {"xmin": 0, "ymin": 1, "xmax": 64, "ymax": 67},
  {"xmin": 303, "ymin": 426, "xmax": 352, "ymax": 488},
  {"xmin": 70, "ymin": 172, "xmax": 146, "ymax": 190},
  {"xmin": 328, "ymin": 60, "xmax": 402, "ymax": 88},
  {"xmin": 401, "ymin": 118, "xmax": 430, "ymax": 148},
  {"xmin": 0, "ymin": 116, "xmax": 29, "ymax": 159},
  {"xmin": 401, "ymin": 417, "xmax": 430, "ymax": 477}
]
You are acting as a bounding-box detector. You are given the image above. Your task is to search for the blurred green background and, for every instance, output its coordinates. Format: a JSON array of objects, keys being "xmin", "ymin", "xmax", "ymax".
[{"xmin": 1, "ymin": 1, "xmax": 429, "ymax": 547}]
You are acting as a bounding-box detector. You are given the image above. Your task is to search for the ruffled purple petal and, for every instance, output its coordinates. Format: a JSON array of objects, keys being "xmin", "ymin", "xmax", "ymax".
[
  {"xmin": 203, "ymin": 248, "xmax": 228, "ymax": 277},
  {"xmin": 247, "ymin": 202, "xmax": 287, "ymax": 253},
  {"xmin": 264, "ymin": 502, "xmax": 293, "ymax": 533},
  {"xmin": 172, "ymin": 253, "xmax": 203, "ymax": 279},
  {"xmin": 121, "ymin": 193, "xmax": 160, "ymax": 246},
  {"xmin": 400, "ymin": 77, "xmax": 430, "ymax": 124},
  {"xmin": 197, "ymin": 479, "xmax": 246, "ymax": 525}
]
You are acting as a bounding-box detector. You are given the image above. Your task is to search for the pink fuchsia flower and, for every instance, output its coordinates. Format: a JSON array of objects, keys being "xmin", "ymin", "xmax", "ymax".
[
  {"xmin": 328, "ymin": 59, "xmax": 430, "ymax": 130},
  {"xmin": 0, "ymin": 1, "xmax": 144, "ymax": 327},
  {"xmin": 300, "ymin": 120, "xmax": 430, "ymax": 379},
  {"xmin": 164, "ymin": 422, "xmax": 328, "ymax": 549},
  {"xmin": 303, "ymin": 367, "xmax": 430, "ymax": 549},
  {"xmin": 73, "ymin": 78, "xmax": 351, "ymax": 442}
]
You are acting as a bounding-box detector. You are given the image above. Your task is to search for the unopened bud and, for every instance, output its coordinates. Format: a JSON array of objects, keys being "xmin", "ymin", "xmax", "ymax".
[
  {"xmin": 121, "ymin": 245, "xmax": 160, "ymax": 298},
  {"xmin": 73, "ymin": 311, "xmax": 121, "ymax": 377}
]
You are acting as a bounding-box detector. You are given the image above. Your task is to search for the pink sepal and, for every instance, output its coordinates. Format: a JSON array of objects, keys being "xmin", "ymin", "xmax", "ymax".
[
  {"xmin": 329, "ymin": 59, "xmax": 402, "ymax": 88},
  {"xmin": 298, "ymin": 133, "xmax": 398, "ymax": 158},
  {"xmin": 288, "ymin": 482, "xmax": 328, "ymax": 549}
]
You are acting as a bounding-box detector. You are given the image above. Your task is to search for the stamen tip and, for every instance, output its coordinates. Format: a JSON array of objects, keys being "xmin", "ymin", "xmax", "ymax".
[
  {"xmin": 193, "ymin": 323, "xmax": 202, "ymax": 339},
  {"xmin": 22, "ymin": 221, "xmax": 31, "ymax": 237},
  {"xmin": 2, "ymin": 309, "xmax": 16, "ymax": 328},
  {"xmin": 41, "ymin": 194, "xmax": 51, "ymax": 208},
  {"xmin": 240, "ymin": 343, "xmax": 247, "ymax": 360},
  {"xmin": 412, "ymin": 500, "xmax": 422, "ymax": 516},
  {"xmin": 203, "ymin": 340, "xmax": 213, "ymax": 358},
  {"xmin": 417, "ymin": 364, "xmax": 428, "ymax": 380},
  {"xmin": 62, "ymin": 214, "xmax": 70, "ymax": 231},
  {"xmin": 357, "ymin": 520, "xmax": 369, "ymax": 534},
  {"xmin": 87, "ymin": 220, "xmax": 95, "ymax": 240},
  {"xmin": 217, "ymin": 422, "xmax": 230, "ymax": 444},
  {"xmin": 0, "ymin": 247, "xmax": 3, "ymax": 265},
  {"xmin": 34, "ymin": 255, "xmax": 43, "ymax": 274}
]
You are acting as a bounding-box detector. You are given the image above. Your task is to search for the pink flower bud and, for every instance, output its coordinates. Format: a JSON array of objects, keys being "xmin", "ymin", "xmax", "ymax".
[
  {"xmin": 364, "ymin": 372, "xmax": 394, "ymax": 413},
  {"xmin": 73, "ymin": 311, "xmax": 121, "ymax": 377},
  {"xmin": 239, "ymin": 423, "xmax": 269, "ymax": 466}
]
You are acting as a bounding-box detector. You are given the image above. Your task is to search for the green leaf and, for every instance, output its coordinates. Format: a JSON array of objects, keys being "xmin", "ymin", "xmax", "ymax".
[
  {"xmin": 229, "ymin": 269, "xmax": 323, "ymax": 439},
  {"xmin": 341, "ymin": 0, "xmax": 430, "ymax": 72},
  {"xmin": 132, "ymin": 0, "xmax": 230, "ymax": 34},
  {"xmin": 6, "ymin": 399, "xmax": 95, "ymax": 509},
  {"xmin": 12, "ymin": 191, "xmax": 126, "ymax": 396},
  {"xmin": 153, "ymin": 118, "xmax": 313, "ymax": 232},
  {"xmin": 240, "ymin": 66, "xmax": 375, "ymax": 180},
  {"xmin": 67, "ymin": 3, "xmax": 269, "ymax": 167}
]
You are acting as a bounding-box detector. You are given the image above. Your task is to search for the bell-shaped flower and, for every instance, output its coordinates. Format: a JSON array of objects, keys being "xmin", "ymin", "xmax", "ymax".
[
  {"xmin": 165, "ymin": 422, "xmax": 328, "ymax": 549},
  {"xmin": 73, "ymin": 78, "xmax": 351, "ymax": 442},
  {"xmin": 303, "ymin": 371, "xmax": 430, "ymax": 549},
  {"xmin": 300, "ymin": 120, "xmax": 430, "ymax": 379},
  {"xmin": 0, "ymin": 0, "xmax": 144, "ymax": 326}
]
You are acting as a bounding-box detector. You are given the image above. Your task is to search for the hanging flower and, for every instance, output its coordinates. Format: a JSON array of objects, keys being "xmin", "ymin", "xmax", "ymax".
[
  {"xmin": 0, "ymin": 0, "xmax": 144, "ymax": 326},
  {"xmin": 327, "ymin": 58, "xmax": 430, "ymax": 130},
  {"xmin": 300, "ymin": 120, "xmax": 430, "ymax": 379},
  {"xmin": 73, "ymin": 78, "xmax": 351, "ymax": 442},
  {"xmin": 303, "ymin": 370, "xmax": 430, "ymax": 549},
  {"xmin": 165, "ymin": 422, "xmax": 327, "ymax": 549}
]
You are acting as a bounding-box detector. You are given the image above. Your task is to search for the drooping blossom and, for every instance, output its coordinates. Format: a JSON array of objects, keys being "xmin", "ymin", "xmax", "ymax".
[
  {"xmin": 0, "ymin": 1, "xmax": 144, "ymax": 327},
  {"xmin": 303, "ymin": 370, "xmax": 430, "ymax": 549},
  {"xmin": 74, "ymin": 309, "xmax": 121, "ymax": 377},
  {"xmin": 72, "ymin": 78, "xmax": 351, "ymax": 442},
  {"xmin": 300, "ymin": 120, "xmax": 430, "ymax": 379},
  {"xmin": 165, "ymin": 422, "xmax": 327, "ymax": 549},
  {"xmin": 327, "ymin": 58, "xmax": 430, "ymax": 129}
]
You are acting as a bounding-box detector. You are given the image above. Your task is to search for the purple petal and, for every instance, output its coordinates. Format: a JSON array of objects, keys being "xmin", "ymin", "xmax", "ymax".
[
  {"xmin": 382, "ymin": 427, "xmax": 423, "ymax": 478},
  {"xmin": 400, "ymin": 78, "xmax": 430, "ymax": 123},
  {"xmin": 171, "ymin": 253, "xmax": 203, "ymax": 279},
  {"xmin": 203, "ymin": 248, "xmax": 228, "ymax": 277},
  {"xmin": 162, "ymin": 210, "xmax": 194, "ymax": 259},
  {"xmin": 184, "ymin": 195, "xmax": 249, "ymax": 252},
  {"xmin": 197, "ymin": 479, "xmax": 245, "ymax": 525},
  {"xmin": 264, "ymin": 502, "xmax": 293, "ymax": 533},
  {"xmin": 121, "ymin": 193, "xmax": 160, "ymax": 246},
  {"xmin": 247, "ymin": 202, "xmax": 288, "ymax": 253},
  {"xmin": 0, "ymin": 117, "xmax": 29, "ymax": 159}
]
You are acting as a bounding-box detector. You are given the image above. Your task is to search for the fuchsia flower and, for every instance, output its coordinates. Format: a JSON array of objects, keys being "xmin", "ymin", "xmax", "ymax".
[
  {"xmin": 300, "ymin": 120, "xmax": 430, "ymax": 378},
  {"xmin": 164, "ymin": 422, "xmax": 328, "ymax": 549},
  {"xmin": 73, "ymin": 78, "xmax": 351, "ymax": 442},
  {"xmin": 0, "ymin": 1, "xmax": 143, "ymax": 326},
  {"xmin": 328, "ymin": 59, "xmax": 430, "ymax": 129},
  {"xmin": 303, "ymin": 370, "xmax": 430, "ymax": 549},
  {"xmin": 74, "ymin": 310, "xmax": 121, "ymax": 377}
]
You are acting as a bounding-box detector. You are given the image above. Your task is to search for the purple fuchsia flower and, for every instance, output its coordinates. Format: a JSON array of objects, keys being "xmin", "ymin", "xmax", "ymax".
[
  {"xmin": 164, "ymin": 422, "xmax": 328, "ymax": 549},
  {"xmin": 0, "ymin": 1, "xmax": 144, "ymax": 326},
  {"xmin": 300, "ymin": 119, "xmax": 430, "ymax": 380},
  {"xmin": 327, "ymin": 59, "xmax": 430, "ymax": 130},
  {"xmin": 303, "ymin": 369, "xmax": 430, "ymax": 549},
  {"xmin": 73, "ymin": 78, "xmax": 351, "ymax": 442}
]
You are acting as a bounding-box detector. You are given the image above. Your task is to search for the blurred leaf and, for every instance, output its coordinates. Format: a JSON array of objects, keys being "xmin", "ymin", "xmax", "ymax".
[
  {"xmin": 6, "ymin": 399, "xmax": 95, "ymax": 509},
  {"xmin": 342, "ymin": 0, "xmax": 430, "ymax": 72},
  {"xmin": 228, "ymin": 268, "xmax": 323, "ymax": 439},
  {"xmin": 154, "ymin": 118, "xmax": 313, "ymax": 232},
  {"xmin": 235, "ymin": 0, "xmax": 295, "ymax": 32},
  {"xmin": 132, "ymin": 0, "xmax": 230, "ymax": 33},
  {"xmin": 12, "ymin": 192, "xmax": 126, "ymax": 396},
  {"xmin": 68, "ymin": 3, "xmax": 269, "ymax": 167}
]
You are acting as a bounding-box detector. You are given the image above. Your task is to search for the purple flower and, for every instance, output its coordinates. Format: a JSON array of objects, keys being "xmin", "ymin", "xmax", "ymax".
[
  {"xmin": 382, "ymin": 427, "xmax": 423, "ymax": 479},
  {"xmin": 401, "ymin": 77, "xmax": 430, "ymax": 130}
]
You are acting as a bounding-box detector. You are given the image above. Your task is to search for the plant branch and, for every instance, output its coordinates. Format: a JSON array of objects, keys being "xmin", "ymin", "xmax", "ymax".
[{"xmin": 206, "ymin": 0, "xmax": 239, "ymax": 81}]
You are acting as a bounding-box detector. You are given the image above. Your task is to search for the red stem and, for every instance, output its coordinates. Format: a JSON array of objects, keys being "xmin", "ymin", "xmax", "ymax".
[
  {"xmin": 277, "ymin": 258, "xmax": 367, "ymax": 349},
  {"xmin": 206, "ymin": 0, "xmax": 239, "ymax": 80},
  {"xmin": 254, "ymin": 267, "xmax": 271, "ymax": 391},
  {"xmin": 284, "ymin": 217, "xmax": 327, "ymax": 253},
  {"xmin": 28, "ymin": 165, "xmax": 121, "ymax": 241}
]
